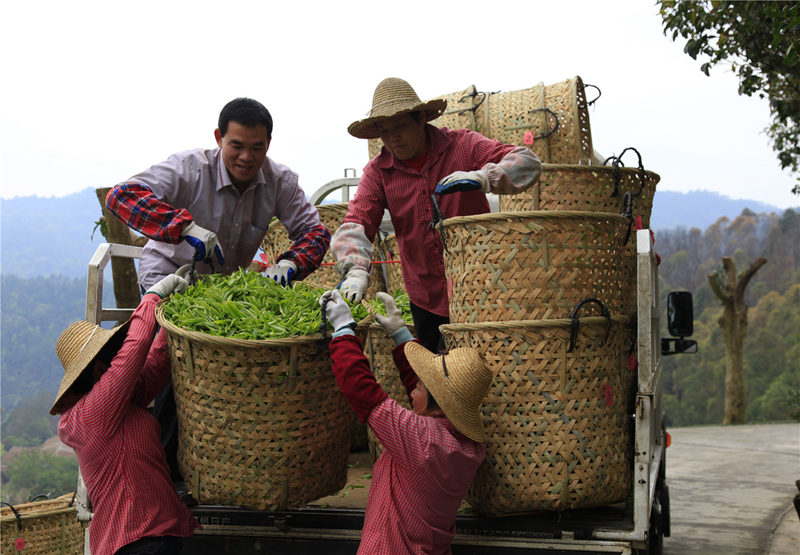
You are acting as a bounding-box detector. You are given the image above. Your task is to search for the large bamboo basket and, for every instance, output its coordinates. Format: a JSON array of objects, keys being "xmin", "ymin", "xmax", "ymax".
[
  {"xmin": 1, "ymin": 493, "xmax": 85, "ymax": 555},
  {"xmin": 354, "ymin": 322, "xmax": 416, "ymax": 462},
  {"xmin": 155, "ymin": 306, "xmax": 351, "ymax": 511},
  {"xmin": 441, "ymin": 310, "xmax": 634, "ymax": 515},
  {"xmin": 261, "ymin": 203, "xmax": 385, "ymax": 296},
  {"xmin": 375, "ymin": 233, "xmax": 404, "ymax": 294},
  {"xmin": 498, "ymin": 164, "xmax": 660, "ymax": 229},
  {"xmin": 440, "ymin": 211, "xmax": 635, "ymax": 323},
  {"xmin": 477, "ymin": 76, "xmax": 594, "ymax": 164},
  {"xmin": 368, "ymin": 84, "xmax": 483, "ymax": 159}
]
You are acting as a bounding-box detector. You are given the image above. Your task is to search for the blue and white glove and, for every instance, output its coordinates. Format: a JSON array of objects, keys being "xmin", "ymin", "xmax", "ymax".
[
  {"xmin": 434, "ymin": 170, "xmax": 489, "ymax": 195},
  {"xmin": 145, "ymin": 264, "xmax": 192, "ymax": 299},
  {"xmin": 182, "ymin": 222, "xmax": 225, "ymax": 265},
  {"xmin": 375, "ymin": 292, "xmax": 413, "ymax": 345},
  {"xmin": 320, "ymin": 290, "xmax": 356, "ymax": 336},
  {"xmin": 264, "ymin": 259, "xmax": 297, "ymax": 286},
  {"xmin": 338, "ymin": 268, "xmax": 370, "ymax": 303}
]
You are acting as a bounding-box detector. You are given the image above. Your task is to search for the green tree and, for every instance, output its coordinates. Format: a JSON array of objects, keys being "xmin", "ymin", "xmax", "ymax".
[
  {"xmin": 658, "ymin": 1, "xmax": 800, "ymax": 194},
  {"xmin": 1, "ymin": 392, "xmax": 59, "ymax": 450},
  {"xmin": 2, "ymin": 451, "xmax": 78, "ymax": 504}
]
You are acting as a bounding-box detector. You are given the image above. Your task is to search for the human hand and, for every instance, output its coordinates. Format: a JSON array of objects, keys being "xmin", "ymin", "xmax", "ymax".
[
  {"xmin": 146, "ymin": 267, "xmax": 191, "ymax": 299},
  {"xmin": 338, "ymin": 268, "xmax": 370, "ymax": 303},
  {"xmin": 264, "ymin": 259, "xmax": 297, "ymax": 286},
  {"xmin": 374, "ymin": 292, "xmax": 405, "ymax": 336},
  {"xmin": 182, "ymin": 222, "xmax": 225, "ymax": 265},
  {"xmin": 434, "ymin": 170, "xmax": 489, "ymax": 195},
  {"xmin": 320, "ymin": 290, "xmax": 355, "ymax": 331}
]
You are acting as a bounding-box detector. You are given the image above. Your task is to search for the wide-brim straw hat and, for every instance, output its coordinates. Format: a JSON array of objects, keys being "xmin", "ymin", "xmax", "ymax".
[
  {"xmin": 404, "ymin": 342, "xmax": 492, "ymax": 442},
  {"xmin": 50, "ymin": 320, "xmax": 130, "ymax": 415},
  {"xmin": 348, "ymin": 77, "xmax": 447, "ymax": 139}
]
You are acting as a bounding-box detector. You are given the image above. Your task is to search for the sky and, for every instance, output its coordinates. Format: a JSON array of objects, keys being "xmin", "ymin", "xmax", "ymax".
[{"xmin": 1, "ymin": 0, "xmax": 798, "ymax": 210}]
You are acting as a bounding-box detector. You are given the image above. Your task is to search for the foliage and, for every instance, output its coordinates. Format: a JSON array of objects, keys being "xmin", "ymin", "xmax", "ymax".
[
  {"xmin": 658, "ymin": 1, "xmax": 800, "ymax": 194},
  {"xmin": 2, "ymin": 450, "xmax": 78, "ymax": 505},
  {"xmin": 1, "ymin": 392, "xmax": 59, "ymax": 450}
]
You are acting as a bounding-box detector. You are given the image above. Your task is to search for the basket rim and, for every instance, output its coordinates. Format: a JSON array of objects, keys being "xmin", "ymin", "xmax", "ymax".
[
  {"xmin": 1, "ymin": 493, "xmax": 77, "ymax": 521},
  {"xmin": 441, "ymin": 210, "xmax": 628, "ymax": 227},
  {"xmin": 540, "ymin": 163, "xmax": 660, "ymax": 179},
  {"xmin": 440, "ymin": 315, "xmax": 629, "ymax": 332},
  {"xmin": 155, "ymin": 303, "xmax": 325, "ymax": 348}
]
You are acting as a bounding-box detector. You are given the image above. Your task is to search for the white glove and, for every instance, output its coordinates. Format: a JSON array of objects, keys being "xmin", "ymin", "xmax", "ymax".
[
  {"xmin": 338, "ymin": 268, "xmax": 370, "ymax": 303},
  {"xmin": 434, "ymin": 170, "xmax": 490, "ymax": 194},
  {"xmin": 374, "ymin": 292, "xmax": 405, "ymax": 335},
  {"xmin": 320, "ymin": 290, "xmax": 355, "ymax": 331},
  {"xmin": 182, "ymin": 222, "xmax": 225, "ymax": 265},
  {"xmin": 264, "ymin": 259, "xmax": 297, "ymax": 286},
  {"xmin": 146, "ymin": 266, "xmax": 191, "ymax": 298}
]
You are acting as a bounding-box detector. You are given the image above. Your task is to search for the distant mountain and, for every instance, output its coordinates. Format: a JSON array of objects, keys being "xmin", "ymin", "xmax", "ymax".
[
  {"xmin": 649, "ymin": 190, "xmax": 787, "ymax": 231},
  {"xmin": 0, "ymin": 187, "xmax": 791, "ymax": 279}
]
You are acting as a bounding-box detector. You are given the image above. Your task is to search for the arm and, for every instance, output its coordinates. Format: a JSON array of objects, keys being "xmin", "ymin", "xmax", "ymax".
[
  {"xmin": 484, "ymin": 146, "xmax": 543, "ymax": 195},
  {"xmin": 130, "ymin": 328, "xmax": 171, "ymax": 407},
  {"xmin": 105, "ymin": 183, "xmax": 192, "ymax": 243},
  {"xmin": 276, "ymin": 224, "xmax": 331, "ymax": 281},
  {"xmin": 392, "ymin": 341, "xmax": 419, "ymax": 400},
  {"xmin": 329, "ymin": 334, "xmax": 389, "ymax": 423}
]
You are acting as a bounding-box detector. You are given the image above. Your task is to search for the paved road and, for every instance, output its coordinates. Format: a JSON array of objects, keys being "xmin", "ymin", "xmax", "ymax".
[{"xmin": 664, "ymin": 423, "xmax": 799, "ymax": 554}]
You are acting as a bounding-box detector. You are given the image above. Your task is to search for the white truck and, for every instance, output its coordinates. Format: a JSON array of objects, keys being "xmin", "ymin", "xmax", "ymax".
[{"xmin": 81, "ymin": 179, "xmax": 696, "ymax": 555}]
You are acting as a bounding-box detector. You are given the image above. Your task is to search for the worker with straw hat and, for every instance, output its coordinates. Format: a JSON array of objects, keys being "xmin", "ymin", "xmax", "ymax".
[
  {"xmin": 332, "ymin": 77, "xmax": 542, "ymax": 352},
  {"xmin": 51, "ymin": 267, "xmax": 198, "ymax": 555},
  {"xmin": 320, "ymin": 289, "xmax": 493, "ymax": 554}
]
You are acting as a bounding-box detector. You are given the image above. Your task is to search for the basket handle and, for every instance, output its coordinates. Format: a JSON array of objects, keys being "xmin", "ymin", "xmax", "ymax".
[
  {"xmin": 602, "ymin": 147, "xmax": 647, "ymax": 198},
  {"xmin": 428, "ymin": 194, "xmax": 449, "ymax": 253},
  {"xmin": 567, "ymin": 297, "xmax": 612, "ymax": 352},
  {"xmin": 26, "ymin": 494, "xmax": 50, "ymax": 503},
  {"xmin": 584, "ymin": 83, "xmax": 602, "ymax": 106},
  {"xmin": 527, "ymin": 107, "xmax": 561, "ymax": 140},
  {"xmin": 1, "ymin": 501, "xmax": 23, "ymax": 530}
]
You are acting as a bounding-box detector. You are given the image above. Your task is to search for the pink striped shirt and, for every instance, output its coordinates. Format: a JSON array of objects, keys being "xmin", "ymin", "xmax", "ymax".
[
  {"xmin": 334, "ymin": 125, "xmax": 541, "ymax": 315},
  {"xmin": 362, "ymin": 398, "xmax": 485, "ymax": 554},
  {"xmin": 58, "ymin": 294, "xmax": 198, "ymax": 555}
]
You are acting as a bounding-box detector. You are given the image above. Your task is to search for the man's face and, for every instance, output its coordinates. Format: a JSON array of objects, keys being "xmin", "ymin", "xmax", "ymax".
[
  {"xmin": 376, "ymin": 113, "xmax": 427, "ymax": 161},
  {"xmin": 215, "ymin": 121, "xmax": 270, "ymax": 187}
]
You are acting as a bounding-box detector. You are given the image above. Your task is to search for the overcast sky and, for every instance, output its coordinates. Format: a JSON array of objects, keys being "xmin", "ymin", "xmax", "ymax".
[{"xmin": 1, "ymin": 0, "xmax": 798, "ymax": 210}]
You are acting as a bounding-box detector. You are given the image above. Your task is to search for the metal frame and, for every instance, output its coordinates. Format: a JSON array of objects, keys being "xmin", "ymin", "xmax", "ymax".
[{"xmin": 85, "ymin": 243, "xmax": 143, "ymax": 324}]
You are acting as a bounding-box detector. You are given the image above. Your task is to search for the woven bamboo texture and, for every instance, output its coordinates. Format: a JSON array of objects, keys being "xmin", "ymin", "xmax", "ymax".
[
  {"xmin": 375, "ymin": 233, "xmax": 404, "ymax": 294},
  {"xmin": 477, "ymin": 76, "xmax": 593, "ymax": 164},
  {"xmin": 440, "ymin": 317, "xmax": 633, "ymax": 515},
  {"xmin": 156, "ymin": 306, "xmax": 351, "ymax": 510},
  {"xmin": 441, "ymin": 211, "xmax": 635, "ymax": 323},
  {"xmin": 260, "ymin": 203, "xmax": 385, "ymax": 295},
  {"xmin": 368, "ymin": 84, "xmax": 481, "ymax": 159},
  {"xmin": 1, "ymin": 493, "xmax": 85, "ymax": 554},
  {"xmin": 497, "ymin": 164, "xmax": 660, "ymax": 229}
]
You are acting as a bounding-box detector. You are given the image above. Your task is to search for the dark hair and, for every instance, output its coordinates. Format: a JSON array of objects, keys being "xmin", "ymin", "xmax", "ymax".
[
  {"xmin": 67, "ymin": 335, "xmax": 126, "ymax": 396},
  {"xmin": 218, "ymin": 98, "xmax": 273, "ymax": 138},
  {"xmin": 427, "ymin": 390, "xmax": 440, "ymax": 412},
  {"xmin": 409, "ymin": 111, "xmax": 424, "ymax": 124}
]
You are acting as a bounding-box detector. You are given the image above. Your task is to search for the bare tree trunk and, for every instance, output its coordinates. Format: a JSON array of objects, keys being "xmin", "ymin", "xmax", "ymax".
[
  {"xmin": 707, "ymin": 256, "xmax": 767, "ymax": 424},
  {"xmin": 95, "ymin": 188, "xmax": 144, "ymax": 321}
]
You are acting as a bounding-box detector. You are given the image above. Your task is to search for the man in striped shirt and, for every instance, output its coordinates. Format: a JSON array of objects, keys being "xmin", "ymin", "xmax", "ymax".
[
  {"xmin": 321, "ymin": 289, "xmax": 493, "ymax": 554},
  {"xmin": 332, "ymin": 78, "xmax": 542, "ymax": 352}
]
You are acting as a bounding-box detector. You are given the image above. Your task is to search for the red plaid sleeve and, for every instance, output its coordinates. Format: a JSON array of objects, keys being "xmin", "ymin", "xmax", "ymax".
[
  {"xmin": 105, "ymin": 183, "xmax": 192, "ymax": 244},
  {"xmin": 276, "ymin": 224, "xmax": 331, "ymax": 281}
]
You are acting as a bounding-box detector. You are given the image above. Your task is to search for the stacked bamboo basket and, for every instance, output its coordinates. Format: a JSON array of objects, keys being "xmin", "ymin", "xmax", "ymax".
[
  {"xmin": 1, "ymin": 493, "xmax": 85, "ymax": 555},
  {"xmin": 422, "ymin": 77, "xmax": 658, "ymax": 515}
]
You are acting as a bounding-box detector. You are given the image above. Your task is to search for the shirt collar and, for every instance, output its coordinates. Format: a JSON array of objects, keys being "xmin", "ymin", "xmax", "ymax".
[
  {"xmin": 215, "ymin": 148, "xmax": 268, "ymax": 193},
  {"xmin": 374, "ymin": 124, "xmax": 451, "ymax": 172}
]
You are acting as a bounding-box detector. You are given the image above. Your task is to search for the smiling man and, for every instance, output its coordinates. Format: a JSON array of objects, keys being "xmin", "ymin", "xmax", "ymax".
[{"xmin": 105, "ymin": 97, "xmax": 330, "ymax": 500}]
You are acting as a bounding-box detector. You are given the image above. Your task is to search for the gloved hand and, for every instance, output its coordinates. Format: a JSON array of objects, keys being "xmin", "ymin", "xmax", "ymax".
[
  {"xmin": 338, "ymin": 268, "xmax": 370, "ymax": 303},
  {"xmin": 146, "ymin": 265, "xmax": 192, "ymax": 298},
  {"xmin": 375, "ymin": 292, "xmax": 414, "ymax": 345},
  {"xmin": 182, "ymin": 222, "xmax": 225, "ymax": 265},
  {"xmin": 320, "ymin": 290, "xmax": 356, "ymax": 332},
  {"xmin": 434, "ymin": 170, "xmax": 489, "ymax": 195},
  {"xmin": 264, "ymin": 259, "xmax": 297, "ymax": 286}
]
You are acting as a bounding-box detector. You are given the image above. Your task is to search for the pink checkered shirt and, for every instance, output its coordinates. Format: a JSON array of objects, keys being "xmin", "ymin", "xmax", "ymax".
[
  {"xmin": 362, "ymin": 397, "xmax": 486, "ymax": 554},
  {"xmin": 58, "ymin": 294, "xmax": 198, "ymax": 555}
]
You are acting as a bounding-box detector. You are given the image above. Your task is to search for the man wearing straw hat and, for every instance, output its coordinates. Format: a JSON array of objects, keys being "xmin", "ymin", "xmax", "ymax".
[
  {"xmin": 332, "ymin": 77, "xmax": 542, "ymax": 352},
  {"xmin": 320, "ymin": 289, "xmax": 492, "ymax": 553},
  {"xmin": 51, "ymin": 268, "xmax": 198, "ymax": 555}
]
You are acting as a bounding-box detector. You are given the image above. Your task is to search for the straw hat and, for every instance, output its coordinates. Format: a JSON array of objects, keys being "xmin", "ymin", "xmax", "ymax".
[
  {"xmin": 348, "ymin": 77, "xmax": 447, "ymax": 139},
  {"xmin": 404, "ymin": 342, "xmax": 492, "ymax": 442},
  {"xmin": 50, "ymin": 320, "xmax": 130, "ymax": 415}
]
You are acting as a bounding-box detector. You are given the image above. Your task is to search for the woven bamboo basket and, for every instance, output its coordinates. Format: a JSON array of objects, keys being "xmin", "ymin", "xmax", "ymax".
[
  {"xmin": 1, "ymin": 493, "xmax": 85, "ymax": 554},
  {"xmin": 440, "ymin": 211, "xmax": 635, "ymax": 323},
  {"xmin": 368, "ymin": 84, "xmax": 483, "ymax": 159},
  {"xmin": 477, "ymin": 76, "xmax": 594, "ymax": 164},
  {"xmin": 375, "ymin": 233, "xmax": 404, "ymax": 294},
  {"xmin": 354, "ymin": 322, "xmax": 416, "ymax": 462},
  {"xmin": 261, "ymin": 203, "xmax": 385, "ymax": 296},
  {"xmin": 497, "ymin": 164, "xmax": 660, "ymax": 229},
  {"xmin": 440, "ymin": 309, "xmax": 633, "ymax": 515},
  {"xmin": 155, "ymin": 306, "xmax": 351, "ymax": 510}
]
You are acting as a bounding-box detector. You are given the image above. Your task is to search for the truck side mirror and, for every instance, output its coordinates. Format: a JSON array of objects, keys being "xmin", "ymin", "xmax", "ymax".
[{"xmin": 662, "ymin": 291, "xmax": 698, "ymax": 356}]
